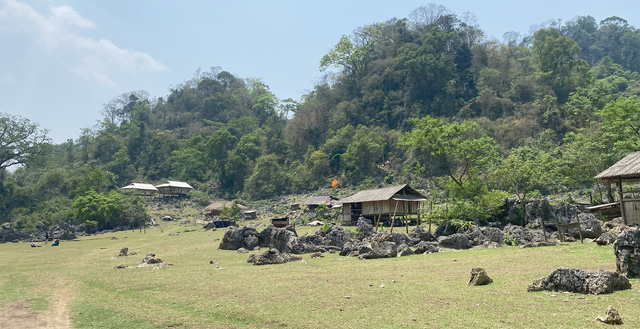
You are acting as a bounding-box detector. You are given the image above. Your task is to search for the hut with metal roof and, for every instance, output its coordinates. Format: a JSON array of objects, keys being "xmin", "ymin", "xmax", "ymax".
[
  {"xmin": 340, "ymin": 184, "xmax": 426, "ymax": 230},
  {"xmin": 121, "ymin": 183, "xmax": 158, "ymax": 196},
  {"xmin": 594, "ymin": 151, "xmax": 640, "ymax": 225},
  {"xmin": 155, "ymin": 181, "xmax": 193, "ymax": 197}
]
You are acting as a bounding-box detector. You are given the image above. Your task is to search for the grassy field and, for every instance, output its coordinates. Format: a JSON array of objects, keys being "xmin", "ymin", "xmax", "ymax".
[{"xmin": 0, "ymin": 219, "xmax": 638, "ymax": 328}]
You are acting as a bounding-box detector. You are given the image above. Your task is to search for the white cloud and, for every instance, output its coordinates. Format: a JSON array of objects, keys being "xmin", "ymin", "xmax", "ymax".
[{"xmin": 0, "ymin": 0, "xmax": 167, "ymax": 87}]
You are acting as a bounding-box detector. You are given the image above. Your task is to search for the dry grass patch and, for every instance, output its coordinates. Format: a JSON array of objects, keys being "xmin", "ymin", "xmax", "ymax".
[{"xmin": 1, "ymin": 222, "xmax": 639, "ymax": 328}]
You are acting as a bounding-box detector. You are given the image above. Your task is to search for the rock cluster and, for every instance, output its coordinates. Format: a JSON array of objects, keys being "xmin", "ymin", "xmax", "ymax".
[
  {"xmin": 527, "ymin": 268, "xmax": 631, "ymax": 295},
  {"xmin": 247, "ymin": 249, "xmax": 302, "ymax": 265}
]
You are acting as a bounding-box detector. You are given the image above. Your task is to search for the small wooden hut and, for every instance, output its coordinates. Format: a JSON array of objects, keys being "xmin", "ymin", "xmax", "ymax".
[
  {"xmin": 155, "ymin": 181, "xmax": 193, "ymax": 197},
  {"xmin": 594, "ymin": 151, "xmax": 640, "ymax": 225},
  {"xmin": 121, "ymin": 183, "xmax": 157, "ymax": 196},
  {"xmin": 340, "ymin": 184, "xmax": 426, "ymax": 228},
  {"xmin": 203, "ymin": 201, "xmax": 247, "ymax": 217}
]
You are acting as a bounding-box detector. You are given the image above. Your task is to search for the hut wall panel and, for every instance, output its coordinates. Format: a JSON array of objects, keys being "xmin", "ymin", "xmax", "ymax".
[{"xmin": 623, "ymin": 201, "xmax": 640, "ymax": 225}]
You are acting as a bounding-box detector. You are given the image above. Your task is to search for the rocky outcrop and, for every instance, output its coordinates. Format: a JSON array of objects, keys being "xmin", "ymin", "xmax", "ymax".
[
  {"xmin": 218, "ymin": 226, "xmax": 260, "ymax": 250},
  {"xmin": 437, "ymin": 233, "xmax": 471, "ymax": 249},
  {"xmin": 407, "ymin": 226, "xmax": 434, "ymax": 246},
  {"xmin": 613, "ymin": 229, "xmax": 640, "ymax": 278},
  {"xmin": 359, "ymin": 233, "xmax": 399, "ymax": 259},
  {"xmin": 527, "ymin": 268, "xmax": 631, "ymax": 294},
  {"xmin": 247, "ymin": 249, "xmax": 302, "ymax": 265}
]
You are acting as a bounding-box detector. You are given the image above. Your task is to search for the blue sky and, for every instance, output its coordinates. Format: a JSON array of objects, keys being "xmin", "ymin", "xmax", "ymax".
[{"xmin": 0, "ymin": 0, "xmax": 636, "ymax": 143}]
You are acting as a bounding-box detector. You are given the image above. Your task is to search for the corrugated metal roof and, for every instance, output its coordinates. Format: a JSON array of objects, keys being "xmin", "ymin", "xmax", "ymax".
[
  {"xmin": 122, "ymin": 183, "xmax": 157, "ymax": 191},
  {"xmin": 341, "ymin": 184, "xmax": 426, "ymax": 203},
  {"xmin": 156, "ymin": 181, "xmax": 194, "ymax": 189},
  {"xmin": 304, "ymin": 196, "xmax": 332, "ymax": 205},
  {"xmin": 595, "ymin": 151, "xmax": 640, "ymax": 181}
]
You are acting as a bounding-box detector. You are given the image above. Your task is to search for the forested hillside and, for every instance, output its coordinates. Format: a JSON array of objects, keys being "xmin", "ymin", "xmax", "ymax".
[{"xmin": 3, "ymin": 5, "xmax": 640, "ymax": 231}]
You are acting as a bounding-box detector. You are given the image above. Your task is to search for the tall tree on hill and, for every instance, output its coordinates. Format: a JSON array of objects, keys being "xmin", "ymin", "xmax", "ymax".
[{"xmin": 0, "ymin": 113, "xmax": 51, "ymax": 172}]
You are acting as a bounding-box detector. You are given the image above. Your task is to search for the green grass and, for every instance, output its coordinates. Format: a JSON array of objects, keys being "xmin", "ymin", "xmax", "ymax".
[{"xmin": 1, "ymin": 221, "xmax": 638, "ymax": 328}]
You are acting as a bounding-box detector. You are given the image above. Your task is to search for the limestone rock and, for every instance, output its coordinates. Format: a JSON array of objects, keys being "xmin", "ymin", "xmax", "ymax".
[
  {"xmin": 468, "ymin": 268, "xmax": 493, "ymax": 286},
  {"xmin": 613, "ymin": 229, "xmax": 640, "ymax": 278},
  {"xmin": 527, "ymin": 268, "xmax": 631, "ymax": 295},
  {"xmin": 247, "ymin": 248, "xmax": 302, "ymax": 265},
  {"xmin": 596, "ymin": 305, "xmax": 623, "ymax": 325}
]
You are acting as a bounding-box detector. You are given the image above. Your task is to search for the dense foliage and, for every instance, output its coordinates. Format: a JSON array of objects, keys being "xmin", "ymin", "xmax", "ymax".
[{"xmin": 3, "ymin": 5, "xmax": 640, "ymax": 230}]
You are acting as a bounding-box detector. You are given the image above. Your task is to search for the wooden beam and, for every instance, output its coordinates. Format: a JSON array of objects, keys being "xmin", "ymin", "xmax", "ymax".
[{"xmin": 618, "ymin": 177, "xmax": 628, "ymax": 225}]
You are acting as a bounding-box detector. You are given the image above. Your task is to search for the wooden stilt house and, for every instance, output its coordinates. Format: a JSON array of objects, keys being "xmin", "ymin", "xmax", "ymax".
[
  {"xmin": 594, "ymin": 151, "xmax": 640, "ymax": 225},
  {"xmin": 340, "ymin": 184, "xmax": 427, "ymax": 229}
]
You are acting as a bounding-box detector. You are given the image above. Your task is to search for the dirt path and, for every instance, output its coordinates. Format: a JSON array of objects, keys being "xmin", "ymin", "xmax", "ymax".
[{"xmin": 0, "ymin": 275, "xmax": 74, "ymax": 329}]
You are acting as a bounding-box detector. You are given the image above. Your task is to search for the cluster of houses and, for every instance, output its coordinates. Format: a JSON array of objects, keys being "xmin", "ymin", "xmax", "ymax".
[
  {"xmin": 120, "ymin": 152, "xmax": 640, "ymax": 229},
  {"xmin": 121, "ymin": 181, "xmax": 193, "ymax": 197}
]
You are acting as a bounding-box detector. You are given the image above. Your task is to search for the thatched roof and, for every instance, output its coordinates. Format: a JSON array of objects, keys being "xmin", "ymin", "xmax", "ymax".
[
  {"xmin": 595, "ymin": 151, "xmax": 640, "ymax": 182},
  {"xmin": 341, "ymin": 184, "xmax": 426, "ymax": 203},
  {"xmin": 204, "ymin": 201, "xmax": 247, "ymax": 215},
  {"xmin": 122, "ymin": 183, "xmax": 157, "ymax": 191}
]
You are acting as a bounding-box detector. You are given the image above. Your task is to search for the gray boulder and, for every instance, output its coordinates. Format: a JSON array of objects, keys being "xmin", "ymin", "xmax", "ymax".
[
  {"xmin": 434, "ymin": 221, "xmax": 459, "ymax": 237},
  {"xmin": 356, "ymin": 217, "xmax": 374, "ymax": 240},
  {"xmin": 437, "ymin": 233, "xmax": 471, "ymax": 249},
  {"xmin": 413, "ymin": 241, "xmax": 439, "ymax": 254},
  {"xmin": 596, "ymin": 230, "xmax": 618, "ymax": 245},
  {"xmin": 613, "ymin": 229, "xmax": 640, "ymax": 278},
  {"xmin": 397, "ymin": 244, "xmax": 414, "ymax": 257},
  {"xmin": 247, "ymin": 248, "xmax": 302, "ymax": 265},
  {"xmin": 574, "ymin": 213, "xmax": 603, "ymax": 239},
  {"xmin": 408, "ymin": 226, "xmax": 434, "ymax": 245},
  {"xmin": 527, "ymin": 268, "xmax": 631, "ymax": 294},
  {"xmin": 359, "ymin": 233, "xmax": 398, "ymax": 259},
  {"xmin": 218, "ymin": 226, "xmax": 260, "ymax": 250},
  {"xmin": 468, "ymin": 268, "xmax": 493, "ymax": 286}
]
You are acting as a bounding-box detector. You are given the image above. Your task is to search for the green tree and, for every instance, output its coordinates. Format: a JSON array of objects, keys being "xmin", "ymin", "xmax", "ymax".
[
  {"xmin": 72, "ymin": 190, "xmax": 123, "ymax": 229},
  {"xmin": 400, "ymin": 116, "xmax": 497, "ymax": 189},
  {"xmin": 597, "ymin": 96, "xmax": 640, "ymax": 152},
  {"xmin": 491, "ymin": 145, "xmax": 556, "ymax": 226},
  {"xmin": 341, "ymin": 125, "xmax": 384, "ymax": 183},
  {"xmin": 244, "ymin": 154, "xmax": 289, "ymax": 200},
  {"xmin": 0, "ymin": 113, "xmax": 51, "ymax": 171}
]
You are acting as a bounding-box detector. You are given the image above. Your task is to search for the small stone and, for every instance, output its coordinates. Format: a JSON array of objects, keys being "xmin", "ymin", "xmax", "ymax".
[
  {"xmin": 578, "ymin": 297, "xmax": 586, "ymax": 300},
  {"xmin": 563, "ymin": 299, "xmax": 569, "ymax": 302},
  {"xmin": 380, "ymin": 284, "xmax": 385, "ymax": 288},
  {"xmin": 311, "ymin": 308, "xmax": 316, "ymax": 311},
  {"xmin": 596, "ymin": 305, "xmax": 623, "ymax": 325},
  {"xmin": 391, "ymin": 280, "xmax": 396, "ymax": 283},
  {"xmin": 412, "ymin": 318, "xmax": 417, "ymax": 321},
  {"xmin": 551, "ymin": 294, "xmax": 557, "ymax": 297},
  {"xmin": 344, "ymin": 296, "xmax": 351, "ymax": 299}
]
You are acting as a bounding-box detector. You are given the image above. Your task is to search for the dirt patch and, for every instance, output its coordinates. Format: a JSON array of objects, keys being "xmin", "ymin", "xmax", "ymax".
[{"xmin": 0, "ymin": 276, "xmax": 74, "ymax": 329}]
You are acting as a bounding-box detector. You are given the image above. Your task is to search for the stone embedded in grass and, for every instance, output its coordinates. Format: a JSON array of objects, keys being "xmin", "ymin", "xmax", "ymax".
[
  {"xmin": 468, "ymin": 268, "xmax": 493, "ymax": 286},
  {"xmin": 118, "ymin": 247, "xmax": 128, "ymax": 256},
  {"xmin": 138, "ymin": 253, "xmax": 172, "ymax": 269},
  {"xmin": 596, "ymin": 305, "xmax": 623, "ymax": 325},
  {"xmin": 527, "ymin": 268, "xmax": 631, "ymax": 295},
  {"xmin": 113, "ymin": 264, "xmax": 127, "ymax": 269}
]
